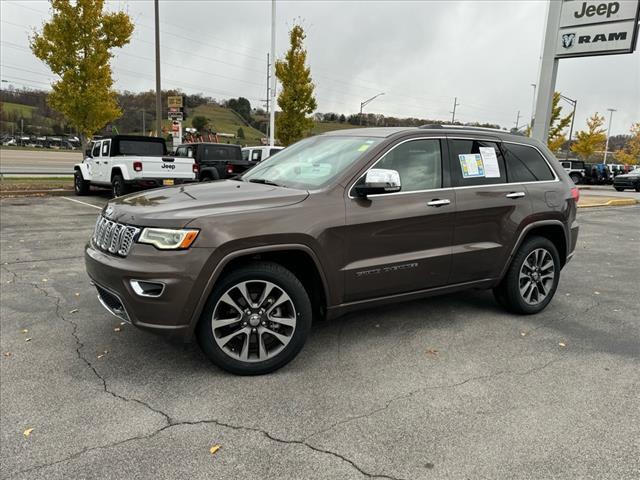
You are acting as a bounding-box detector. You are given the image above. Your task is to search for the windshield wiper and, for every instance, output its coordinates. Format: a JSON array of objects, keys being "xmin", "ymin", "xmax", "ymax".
[{"xmin": 248, "ymin": 178, "xmax": 284, "ymax": 187}]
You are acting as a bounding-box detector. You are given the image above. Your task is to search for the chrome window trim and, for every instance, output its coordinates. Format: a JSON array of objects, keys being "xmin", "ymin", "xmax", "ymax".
[{"xmin": 347, "ymin": 136, "xmax": 447, "ymax": 199}]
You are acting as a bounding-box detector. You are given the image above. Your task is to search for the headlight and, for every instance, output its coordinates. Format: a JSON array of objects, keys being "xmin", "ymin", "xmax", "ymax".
[{"xmin": 138, "ymin": 228, "xmax": 199, "ymax": 250}]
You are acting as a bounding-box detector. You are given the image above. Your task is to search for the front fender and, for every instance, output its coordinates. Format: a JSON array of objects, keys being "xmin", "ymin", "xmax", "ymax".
[{"xmin": 74, "ymin": 163, "xmax": 91, "ymax": 180}]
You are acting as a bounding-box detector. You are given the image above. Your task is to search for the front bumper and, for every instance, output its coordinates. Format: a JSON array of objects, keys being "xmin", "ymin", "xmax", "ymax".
[{"xmin": 85, "ymin": 241, "xmax": 213, "ymax": 339}]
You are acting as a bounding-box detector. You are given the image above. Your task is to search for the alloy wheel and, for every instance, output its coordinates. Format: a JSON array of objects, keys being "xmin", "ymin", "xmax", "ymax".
[
  {"xmin": 518, "ymin": 248, "xmax": 555, "ymax": 305},
  {"xmin": 211, "ymin": 280, "xmax": 297, "ymax": 363}
]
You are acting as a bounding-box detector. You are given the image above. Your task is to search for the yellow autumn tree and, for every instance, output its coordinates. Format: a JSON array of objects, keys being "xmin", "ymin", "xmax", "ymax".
[
  {"xmin": 30, "ymin": 0, "xmax": 133, "ymax": 149},
  {"xmin": 547, "ymin": 92, "xmax": 573, "ymax": 153},
  {"xmin": 571, "ymin": 113, "xmax": 607, "ymax": 160},
  {"xmin": 275, "ymin": 24, "xmax": 317, "ymax": 146},
  {"xmin": 614, "ymin": 123, "xmax": 640, "ymax": 165}
]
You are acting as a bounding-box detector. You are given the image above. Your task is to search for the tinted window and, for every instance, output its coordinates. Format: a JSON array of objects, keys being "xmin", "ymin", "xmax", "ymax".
[
  {"xmin": 242, "ymin": 150, "xmax": 249, "ymax": 161},
  {"xmin": 91, "ymin": 142, "xmax": 101, "ymax": 157},
  {"xmin": 119, "ymin": 140, "xmax": 165, "ymax": 156},
  {"xmin": 201, "ymin": 145, "xmax": 241, "ymax": 161},
  {"xmin": 374, "ymin": 139, "xmax": 442, "ymax": 192},
  {"xmin": 251, "ymin": 150, "xmax": 262, "ymax": 162},
  {"xmin": 269, "ymin": 148, "xmax": 281, "ymax": 156},
  {"xmin": 450, "ymin": 139, "xmax": 506, "ymax": 186},
  {"xmin": 503, "ymin": 143, "xmax": 555, "ymax": 182},
  {"xmin": 101, "ymin": 140, "xmax": 110, "ymax": 157}
]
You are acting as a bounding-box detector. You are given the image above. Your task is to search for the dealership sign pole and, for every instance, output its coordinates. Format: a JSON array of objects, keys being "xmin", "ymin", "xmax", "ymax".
[{"xmin": 532, "ymin": 0, "xmax": 639, "ymax": 143}]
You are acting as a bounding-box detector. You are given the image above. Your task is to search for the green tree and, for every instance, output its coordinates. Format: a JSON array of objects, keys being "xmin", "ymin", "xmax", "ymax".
[
  {"xmin": 614, "ymin": 123, "xmax": 640, "ymax": 165},
  {"xmin": 30, "ymin": 0, "xmax": 133, "ymax": 149},
  {"xmin": 227, "ymin": 97, "xmax": 252, "ymax": 122},
  {"xmin": 237, "ymin": 127, "xmax": 245, "ymax": 139},
  {"xmin": 191, "ymin": 115, "xmax": 208, "ymax": 132},
  {"xmin": 547, "ymin": 92, "xmax": 573, "ymax": 153},
  {"xmin": 275, "ymin": 24, "xmax": 317, "ymax": 146},
  {"xmin": 571, "ymin": 113, "xmax": 607, "ymax": 160}
]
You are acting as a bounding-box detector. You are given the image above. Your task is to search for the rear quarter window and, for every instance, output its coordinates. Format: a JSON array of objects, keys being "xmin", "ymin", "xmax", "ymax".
[{"xmin": 503, "ymin": 143, "xmax": 555, "ymax": 182}]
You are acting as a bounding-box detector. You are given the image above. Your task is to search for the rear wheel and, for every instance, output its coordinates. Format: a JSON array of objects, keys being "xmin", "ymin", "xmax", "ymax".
[
  {"xmin": 197, "ymin": 261, "xmax": 312, "ymax": 375},
  {"xmin": 635, "ymin": 183, "xmax": 640, "ymax": 193},
  {"xmin": 614, "ymin": 186, "xmax": 624, "ymax": 192},
  {"xmin": 74, "ymin": 170, "xmax": 90, "ymax": 196},
  {"xmin": 494, "ymin": 236, "xmax": 560, "ymax": 315},
  {"xmin": 111, "ymin": 174, "xmax": 129, "ymax": 197}
]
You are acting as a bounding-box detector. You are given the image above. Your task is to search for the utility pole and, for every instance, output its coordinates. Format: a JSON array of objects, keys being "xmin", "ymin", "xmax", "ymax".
[
  {"xmin": 142, "ymin": 108, "xmax": 146, "ymax": 134},
  {"xmin": 450, "ymin": 97, "xmax": 460, "ymax": 123},
  {"xmin": 359, "ymin": 93, "xmax": 385, "ymax": 126},
  {"xmin": 514, "ymin": 110, "xmax": 521, "ymax": 130},
  {"xmin": 269, "ymin": 0, "xmax": 276, "ymax": 147},
  {"xmin": 154, "ymin": 0, "xmax": 162, "ymax": 137},
  {"xmin": 559, "ymin": 94, "xmax": 577, "ymax": 160},
  {"xmin": 603, "ymin": 108, "xmax": 616, "ymax": 164},
  {"xmin": 265, "ymin": 53, "xmax": 270, "ymax": 139},
  {"xmin": 529, "ymin": 83, "xmax": 537, "ymax": 134}
]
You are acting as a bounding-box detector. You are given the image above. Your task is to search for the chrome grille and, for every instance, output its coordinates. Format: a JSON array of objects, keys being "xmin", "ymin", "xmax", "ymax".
[{"xmin": 93, "ymin": 215, "xmax": 140, "ymax": 257}]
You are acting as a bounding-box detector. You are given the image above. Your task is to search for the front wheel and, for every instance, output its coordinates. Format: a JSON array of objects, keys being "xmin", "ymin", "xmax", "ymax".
[
  {"xmin": 493, "ymin": 236, "xmax": 560, "ymax": 315},
  {"xmin": 614, "ymin": 186, "xmax": 624, "ymax": 192},
  {"xmin": 197, "ymin": 261, "xmax": 312, "ymax": 375},
  {"xmin": 74, "ymin": 170, "xmax": 90, "ymax": 196}
]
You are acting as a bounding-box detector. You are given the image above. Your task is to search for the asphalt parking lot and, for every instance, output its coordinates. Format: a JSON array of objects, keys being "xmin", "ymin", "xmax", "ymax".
[{"xmin": 1, "ymin": 196, "xmax": 639, "ymax": 480}]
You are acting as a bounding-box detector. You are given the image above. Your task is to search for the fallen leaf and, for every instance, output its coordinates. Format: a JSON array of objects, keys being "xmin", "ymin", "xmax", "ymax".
[
  {"xmin": 209, "ymin": 444, "xmax": 221, "ymax": 455},
  {"xmin": 97, "ymin": 350, "xmax": 109, "ymax": 359},
  {"xmin": 42, "ymin": 278, "xmax": 48, "ymax": 283},
  {"xmin": 520, "ymin": 332, "xmax": 527, "ymax": 337},
  {"xmin": 425, "ymin": 349, "xmax": 439, "ymax": 357},
  {"xmin": 120, "ymin": 322, "xmax": 126, "ymax": 326},
  {"xmin": 559, "ymin": 342, "xmax": 566, "ymax": 347},
  {"xmin": 3, "ymin": 352, "xmax": 12, "ymax": 357},
  {"xmin": 25, "ymin": 338, "xmax": 32, "ymax": 342},
  {"xmin": 74, "ymin": 292, "xmax": 80, "ymax": 297},
  {"xmin": 69, "ymin": 309, "xmax": 78, "ymax": 314},
  {"xmin": 594, "ymin": 291, "xmax": 600, "ymax": 295},
  {"xmin": 21, "ymin": 329, "xmax": 28, "ymax": 334},
  {"xmin": 565, "ymin": 293, "xmax": 571, "ymax": 296},
  {"xmin": 23, "ymin": 428, "xmax": 33, "ymax": 437},
  {"xmin": 113, "ymin": 327, "xmax": 121, "ymax": 332}
]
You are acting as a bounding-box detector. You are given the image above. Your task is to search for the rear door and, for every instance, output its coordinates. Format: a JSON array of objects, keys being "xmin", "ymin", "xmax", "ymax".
[
  {"xmin": 344, "ymin": 137, "xmax": 455, "ymax": 302},
  {"xmin": 448, "ymin": 137, "xmax": 532, "ymax": 284}
]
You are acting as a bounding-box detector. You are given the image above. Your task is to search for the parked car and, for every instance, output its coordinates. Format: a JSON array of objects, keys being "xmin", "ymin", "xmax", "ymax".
[
  {"xmin": 242, "ymin": 146, "xmax": 284, "ymax": 163},
  {"xmin": 613, "ymin": 167, "xmax": 640, "ymax": 192},
  {"xmin": 560, "ymin": 160, "xmax": 586, "ymax": 184},
  {"xmin": 174, "ymin": 143, "xmax": 253, "ymax": 180},
  {"xmin": 74, "ymin": 135, "xmax": 197, "ymax": 197},
  {"xmin": 85, "ymin": 126, "xmax": 579, "ymax": 375}
]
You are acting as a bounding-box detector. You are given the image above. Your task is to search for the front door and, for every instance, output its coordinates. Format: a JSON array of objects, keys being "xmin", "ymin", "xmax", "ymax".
[
  {"xmin": 447, "ymin": 137, "xmax": 532, "ymax": 284},
  {"xmin": 344, "ymin": 138, "xmax": 455, "ymax": 302}
]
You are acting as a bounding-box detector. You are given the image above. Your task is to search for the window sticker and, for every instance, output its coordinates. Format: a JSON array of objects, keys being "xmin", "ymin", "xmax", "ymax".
[
  {"xmin": 458, "ymin": 154, "xmax": 485, "ymax": 178},
  {"xmin": 479, "ymin": 147, "xmax": 500, "ymax": 178}
]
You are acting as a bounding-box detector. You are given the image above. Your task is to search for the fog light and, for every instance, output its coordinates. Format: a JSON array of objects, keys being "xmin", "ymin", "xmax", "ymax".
[{"xmin": 130, "ymin": 279, "xmax": 165, "ymax": 298}]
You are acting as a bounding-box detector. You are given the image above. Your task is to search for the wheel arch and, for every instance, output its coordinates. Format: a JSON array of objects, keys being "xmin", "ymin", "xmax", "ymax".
[
  {"xmin": 74, "ymin": 163, "xmax": 90, "ymax": 180},
  {"xmin": 499, "ymin": 220, "xmax": 568, "ymax": 281},
  {"xmin": 110, "ymin": 165, "xmax": 130, "ymax": 181},
  {"xmin": 188, "ymin": 244, "xmax": 330, "ymax": 336}
]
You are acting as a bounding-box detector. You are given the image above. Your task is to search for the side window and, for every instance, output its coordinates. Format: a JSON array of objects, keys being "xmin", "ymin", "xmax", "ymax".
[
  {"xmin": 92, "ymin": 141, "xmax": 101, "ymax": 158},
  {"xmin": 242, "ymin": 150, "xmax": 249, "ymax": 161},
  {"xmin": 269, "ymin": 148, "xmax": 280, "ymax": 156},
  {"xmin": 502, "ymin": 143, "xmax": 555, "ymax": 182},
  {"xmin": 251, "ymin": 150, "xmax": 262, "ymax": 162},
  {"xmin": 450, "ymin": 139, "xmax": 506, "ymax": 186},
  {"xmin": 561, "ymin": 161, "xmax": 570, "ymax": 169},
  {"xmin": 101, "ymin": 140, "xmax": 110, "ymax": 157},
  {"xmin": 175, "ymin": 146, "xmax": 187, "ymax": 157},
  {"xmin": 374, "ymin": 139, "xmax": 442, "ymax": 192}
]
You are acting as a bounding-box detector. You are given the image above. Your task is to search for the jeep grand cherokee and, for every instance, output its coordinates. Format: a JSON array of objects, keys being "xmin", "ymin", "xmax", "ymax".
[{"xmin": 85, "ymin": 126, "xmax": 580, "ymax": 375}]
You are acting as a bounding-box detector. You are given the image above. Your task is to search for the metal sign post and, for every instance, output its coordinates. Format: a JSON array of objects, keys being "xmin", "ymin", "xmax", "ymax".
[{"xmin": 533, "ymin": 0, "xmax": 640, "ymax": 144}]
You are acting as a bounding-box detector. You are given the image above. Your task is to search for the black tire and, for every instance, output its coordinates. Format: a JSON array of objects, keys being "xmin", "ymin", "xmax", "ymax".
[
  {"xmin": 197, "ymin": 261, "xmax": 312, "ymax": 375},
  {"xmin": 200, "ymin": 169, "xmax": 219, "ymax": 182},
  {"xmin": 493, "ymin": 236, "xmax": 560, "ymax": 315},
  {"xmin": 614, "ymin": 186, "xmax": 624, "ymax": 192},
  {"xmin": 635, "ymin": 183, "xmax": 640, "ymax": 193},
  {"xmin": 74, "ymin": 170, "xmax": 90, "ymax": 196},
  {"xmin": 111, "ymin": 174, "xmax": 129, "ymax": 197},
  {"xmin": 569, "ymin": 173, "xmax": 581, "ymax": 185}
]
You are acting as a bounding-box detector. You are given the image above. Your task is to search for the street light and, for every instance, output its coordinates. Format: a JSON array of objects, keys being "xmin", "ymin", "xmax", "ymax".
[
  {"xmin": 603, "ymin": 108, "xmax": 616, "ymax": 164},
  {"xmin": 559, "ymin": 94, "xmax": 577, "ymax": 160},
  {"xmin": 360, "ymin": 92, "xmax": 385, "ymax": 126}
]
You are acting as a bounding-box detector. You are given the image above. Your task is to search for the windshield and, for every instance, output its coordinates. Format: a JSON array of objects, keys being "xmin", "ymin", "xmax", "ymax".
[{"xmin": 241, "ymin": 136, "xmax": 381, "ymax": 189}]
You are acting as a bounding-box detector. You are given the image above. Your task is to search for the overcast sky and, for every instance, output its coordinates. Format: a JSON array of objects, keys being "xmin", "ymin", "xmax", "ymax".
[{"xmin": 1, "ymin": 0, "xmax": 638, "ymax": 135}]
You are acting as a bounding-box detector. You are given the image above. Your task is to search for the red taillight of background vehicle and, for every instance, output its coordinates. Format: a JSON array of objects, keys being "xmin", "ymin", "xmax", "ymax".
[
  {"xmin": 226, "ymin": 164, "xmax": 234, "ymax": 174},
  {"xmin": 133, "ymin": 161, "xmax": 142, "ymax": 172},
  {"xmin": 570, "ymin": 187, "xmax": 580, "ymax": 202},
  {"xmin": 192, "ymin": 163, "xmax": 199, "ymax": 174}
]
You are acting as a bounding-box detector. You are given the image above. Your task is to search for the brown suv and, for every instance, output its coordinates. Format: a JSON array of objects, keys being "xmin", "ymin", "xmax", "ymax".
[{"xmin": 85, "ymin": 126, "xmax": 580, "ymax": 374}]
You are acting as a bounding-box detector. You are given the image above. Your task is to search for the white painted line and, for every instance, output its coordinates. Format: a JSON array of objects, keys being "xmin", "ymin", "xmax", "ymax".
[{"xmin": 61, "ymin": 196, "xmax": 103, "ymax": 210}]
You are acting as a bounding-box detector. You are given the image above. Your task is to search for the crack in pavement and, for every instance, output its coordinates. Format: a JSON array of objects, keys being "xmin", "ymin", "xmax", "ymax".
[{"xmin": 2, "ymin": 255, "xmax": 81, "ymax": 266}]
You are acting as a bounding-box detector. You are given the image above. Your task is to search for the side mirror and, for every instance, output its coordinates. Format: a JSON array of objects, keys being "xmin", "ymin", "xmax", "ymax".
[
  {"xmin": 354, "ymin": 168, "xmax": 401, "ymax": 197},
  {"xmin": 85, "ymin": 148, "xmax": 92, "ymax": 158}
]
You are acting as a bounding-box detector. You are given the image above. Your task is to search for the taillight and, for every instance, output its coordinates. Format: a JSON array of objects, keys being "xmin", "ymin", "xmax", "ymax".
[
  {"xmin": 192, "ymin": 163, "xmax": 199, "ymax": 173},
  {"xmin": 570, "ymin": 187, "xmax": 580, "ymax": 202},
  {"xmin": 133, "ymin": 161, "xmax": 142, "ymax": 172},
  {"xmin": 226, "ymin": 164, "xmax": 234, "ymax": 174}
]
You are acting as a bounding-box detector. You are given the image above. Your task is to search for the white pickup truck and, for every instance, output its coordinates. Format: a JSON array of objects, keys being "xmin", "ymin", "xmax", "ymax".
[{"xmin": 73, "ymin": 135, "xmax": 197, "ymax": 197}]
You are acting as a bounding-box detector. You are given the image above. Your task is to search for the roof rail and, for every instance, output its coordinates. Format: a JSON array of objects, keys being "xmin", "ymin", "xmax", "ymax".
[{"xmin": 419, "ymin": 124, "xmax": 508, "ymax": 134}]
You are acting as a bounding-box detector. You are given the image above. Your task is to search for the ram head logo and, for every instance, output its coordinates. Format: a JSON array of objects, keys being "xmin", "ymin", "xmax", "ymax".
[{"xmin": 562, "ymin": 33, "xmax": 576, "ymax": 49}]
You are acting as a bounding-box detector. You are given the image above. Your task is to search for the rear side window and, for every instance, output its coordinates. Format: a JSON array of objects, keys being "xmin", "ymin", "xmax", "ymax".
[
  {"xmin": 269, "ymin": 148, "xmax": 281, "ymax": 156},
  {"xmin": 450, "ymin": 139, "xmax": 507, "ymax": 186},
  {"xmin": 202, "ymin": 146, "xmax": 241, "ymax": 161},
  {"xmin": 503, "ymin": 143, "xmax": 555, "ymax": 182},
  {"xmin": 374, "ymin": 139, "xmax": 442, "ymax": 192}
]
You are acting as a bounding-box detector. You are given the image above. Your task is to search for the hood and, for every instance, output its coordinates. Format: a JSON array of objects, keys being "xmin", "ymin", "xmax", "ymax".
[{"xmin": 105, "ymin": 180, "xmax": 309, "ymax": 227}]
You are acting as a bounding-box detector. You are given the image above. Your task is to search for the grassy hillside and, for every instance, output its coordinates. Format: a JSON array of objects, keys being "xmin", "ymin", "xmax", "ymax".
[
  {"xmin": 0, "ymin": 102, "xmax": 36, "ymax": 118},
  {"xmin": 185, "ymin": 104, "xmax": 265, "ymax": 145},
  {"xmin": 311, "ymin": 122, "xmax": 363, "ymax": 135}
]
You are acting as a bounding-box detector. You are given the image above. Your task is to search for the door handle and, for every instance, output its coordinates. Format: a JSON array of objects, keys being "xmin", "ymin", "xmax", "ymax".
[
  {"xmin": 505, "ymin": 192, "xmax": 526, "ymax": 199},
  {"xmin": 427, "ymin": 199, "xmax": 451, "ymax": 207}
]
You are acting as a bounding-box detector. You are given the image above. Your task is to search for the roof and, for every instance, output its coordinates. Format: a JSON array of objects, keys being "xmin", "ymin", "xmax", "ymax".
[
  {"xmin": 182, "ymin": 142, "xmax": 240, "ymax": 147},
  {"xmin": 100, "ymin": 134, "xmax": 165, "ymax": 142}
]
